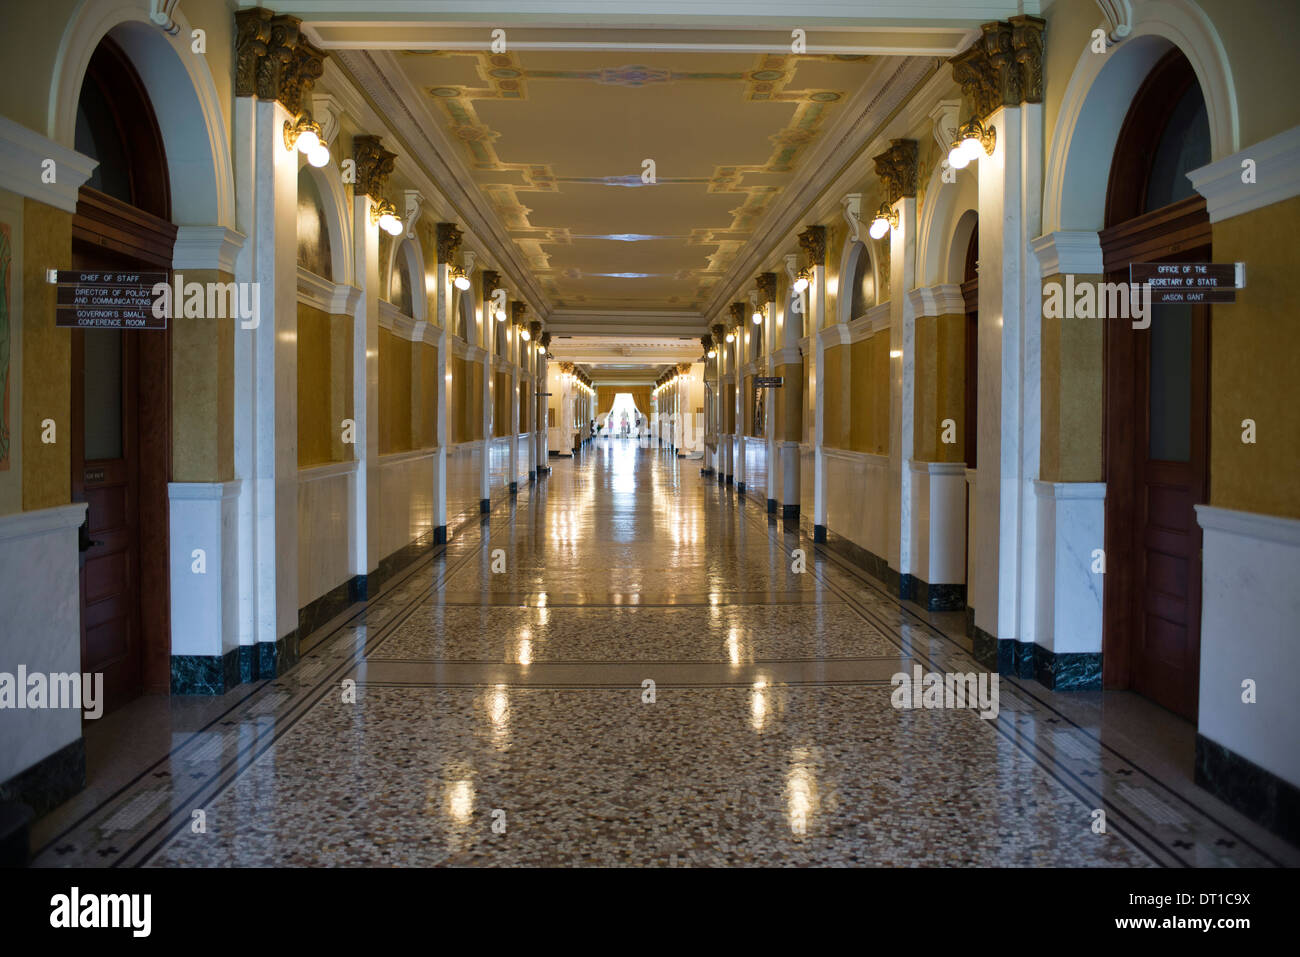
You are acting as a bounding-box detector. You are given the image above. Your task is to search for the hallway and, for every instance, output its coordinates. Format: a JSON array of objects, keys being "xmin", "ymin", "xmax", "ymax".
[{"xmin": 30, "ymin": 444, "xmax": 1296, "ymax": 867}]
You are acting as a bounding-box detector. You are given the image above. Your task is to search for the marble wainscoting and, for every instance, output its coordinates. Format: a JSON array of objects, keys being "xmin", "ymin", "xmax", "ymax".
[
  {"xmin": 1031, "ymin": 481, "xmax": 1105, "ymax": 690},
  {"xmin": 296, "ymin": 462, "xmax": 362, "ymax": 648},
  {"xmin": 369, "ymin": 450, "xmax": 436, "ymax": 595},
  {"xmin": 446, "ymin": 441, "xmax": 484, "ymax": 534},
  {"xmin": 965, "ymin": 468, "xmax": 977, "ymax": 637},
  {"xmin": 799, "ymin": 444, "xmax": 814, "ymax": 531},
  {"xmin": 1194, "ymin": 504, "xmax": 1300, "ymax": 844},
  {"xmin": 822, "ymin": 448, "xmax": 894, "ymax": 589},
  {"xmin": 740, "ymin": 437, "xmax": 767, "ymax": 501},
  {"xmin": 487, "ymin": 437, "xmax": 511, "ymax": 499},
  {"xmin": 0, "ymin": 503, "xmax": 87, "ymax": 814},
  {"xmin": 168, "ymin": 481, "xmax": 242, "ymax": 691},
  {"xmin": 776, "ymin": 440, "xmax": 800, "ymax": 521},
  {"xmin": 515, "ymin": 433, "xmax": 532, "ymax": 490},
  {"xmin": 905, "ymin": 461, "xmax": 968, "ymax": 611}
]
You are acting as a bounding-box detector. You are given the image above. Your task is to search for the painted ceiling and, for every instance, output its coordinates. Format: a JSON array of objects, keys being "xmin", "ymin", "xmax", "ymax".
[{"xmin": 392, "ymin": 49, "xmax": 880, "ymax": 314}]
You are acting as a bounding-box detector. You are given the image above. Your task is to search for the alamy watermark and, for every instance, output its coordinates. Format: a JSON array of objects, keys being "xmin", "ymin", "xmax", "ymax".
[
  {"xmin": 891, "ymin": 664, "xmax": 999, "ymax": 720},
  {"xmin": 151, "ymin": 273, "xmax": 260, "ymax": 329},
  {"xmin": 1043, "ymin": 276, "xmax": 1152, "ymax": 329},
  {"xmin": 0, "ymin": 667, "xmax": 104, "ymax": 719}
]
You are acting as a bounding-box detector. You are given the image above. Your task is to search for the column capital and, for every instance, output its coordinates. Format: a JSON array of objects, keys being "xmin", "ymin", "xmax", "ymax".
[
  {"xmin": 797, "ymin": 224, "xmax": 827, "ymax": 267},
  {"xmin": 949, "ymin": 17, "xmax": 1044, "ymax": 122},
  {"xmin": 436, "ymin": 222, "xmax": 464, "ymax": 263},
  {"xmin": 873, "ymin": 139, "xmax": 919, "ymax": 204},
  {"xmin": 353, "ymin": 135, "xmax": 396, "ymax": 199},
  {"xmin": 234, "ymin": 8, "xmax": 326, "ymax": 116},
  {"xmin": 756, "ymin": 272, "xmax": 777, "ymax": 303}
]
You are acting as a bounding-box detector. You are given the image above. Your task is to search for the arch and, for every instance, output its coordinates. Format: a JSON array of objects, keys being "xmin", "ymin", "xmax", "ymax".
[
  {"xmin": 385, "ymin": 235, "xmax": 427, "ymax": 322},
  {"xmin": 456, "ymin": 287, "xmax": 474, "ymax": 343},
  {"xmin": 784, "ymin": 281, "xmax": 805, "ymax": 346},
  {"xmin": 297, "ymin": 155, "xmax": 353, "ymax": 287},
  {"xmin": 836, "ymin": 240, "xmax": 878, "ymax": 324},
  {"xmin": 1043, "ymin": 0, "xmax": 1238, "ymax": 234},
  {"xmin": 947, "ymin": 209, "xmax": 979, "ymax": 288},
  {"xmin": 50, "ymin": 2, "xmax": 235, "ymax": 228},
  {"xmin": 917, "ymin": 158, "xmax": 979, "ymax": 287}
]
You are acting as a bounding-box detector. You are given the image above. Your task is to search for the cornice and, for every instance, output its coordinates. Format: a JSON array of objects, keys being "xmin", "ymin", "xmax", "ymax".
[
  {"xmin": 703, "ymin": 56, "xmax": 937, "ymax": 318},
  {"xmin": 1188, "ymin": 125, "xmax": 1300, "ymax": 224},
  {"xmin": 173, "ymin": 226, "xmax": 246, "ymax": 274},
  {"xmin": 819, "ymin": 322, "xmax": 852, "ymax": 347},
  {"xmin": 0, "ymin": 116, "xmax": 96, "ymax": 214},
  {"xmin": 1030, "ymin": 230, "xmax": 1104, "ymax": 277},
  {"xmin": 330, "ymin": 48, "xmax": 549, "ymax": 317},
  {"xmin": 907, "ymin": 283, "xmax": 965, "ymax": 317}
]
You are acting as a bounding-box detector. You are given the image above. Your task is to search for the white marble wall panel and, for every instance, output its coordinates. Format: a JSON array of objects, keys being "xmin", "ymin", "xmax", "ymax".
[
  {"xmin": 516, "ymin": 435, "xmax": 531, "ymax": 483},
  {"xmin": 744, "ymin": 440, "xmax": 768, "ymax": 498},
  {"xmin": 910, "ymin": 465, "xmax": 931, "ymax": 578},
  {"xmin": 447, "ymin": 442, "xmax": 484, "ymax": 526},
  {"xmin": 170, "ymin": 482, "xmax": 240, "ymax": 658},
  {"xmin": 1032, "ymin": 482, "xmax": 1104, "ymax": 654},
  {"xmin": 487, "ymin": 437, "xmax": 511, "ymax": 492},
  {"xmin": 0, "ymin": 504, "xmax": 86, "ymax": 782},
  {"xmin": 373, "ymin": 451, "xmax": 435, "ymax": 561},
  {"xmin": 915, "ymin": 462, "xmax": 968, "ymax": 585},
  {"xmin": 1196, "ymin": 505, "xmax": 1300, "ymax": 788},
  {"xmin": 800, "ymin": 446, "xmax": 815, "ymax": 519},
  {"xmin": 297, "ymin": 463, "xmax": 356, "ymax": 606},
  {"xmin": 966, "ymin": 469, "xmax": 978, "ymax": 610},
  {"xmin": 824, "ymin": 449, "xmax": 890, "ymax": 559}
]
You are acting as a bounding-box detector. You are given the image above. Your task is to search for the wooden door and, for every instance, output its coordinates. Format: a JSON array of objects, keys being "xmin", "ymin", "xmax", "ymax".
[
  {"xmin": 1101, "ymin": 209, "xmax": 1211, "ymax": 720},
  {"xmin": 71, "ymin": 250, "xmax": 143, "ymax": 713},
  {"xmin": 1127, "ymin": 291, "xmax": 1209, "ymax": 718}
]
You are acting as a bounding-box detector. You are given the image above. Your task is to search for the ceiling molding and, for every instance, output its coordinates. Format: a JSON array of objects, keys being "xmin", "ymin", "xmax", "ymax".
[
  {"xmin": 700, "ymin": 54, "xmax": 938, "ymax": 319},
  {"xmin": 285, "ymin": 2, "xmax": 1034, "ymax": 24},
  {"xmin": 329, "ymin": 49, "xmax": 551, "ymax": 317},
  {"xmin": 745, "ymin": 56, "xmax": 963, "ymax": 280},
  {"xmin": 305, "ymin": 24, "xmax": 976, "ymax": 56},
  {"xmin": 545, "ymin": 309, "xmax": 707, "ymax": 337}
]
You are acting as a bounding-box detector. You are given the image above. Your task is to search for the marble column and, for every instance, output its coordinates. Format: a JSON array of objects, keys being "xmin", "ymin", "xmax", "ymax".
[{"xmin": 233, "ymin": 95, "xmax": 299, "ymax": 673}]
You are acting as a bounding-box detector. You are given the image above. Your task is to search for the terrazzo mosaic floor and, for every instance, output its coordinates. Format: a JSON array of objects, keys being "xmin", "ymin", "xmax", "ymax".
[{"xmin": 30, "ymin": 438, "xmax": 1300, "ymax": 867}]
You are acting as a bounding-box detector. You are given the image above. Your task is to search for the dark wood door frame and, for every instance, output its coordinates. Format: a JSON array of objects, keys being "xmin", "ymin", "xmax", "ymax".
[
  {"xmin": 72, "ymin": 188, "xmax": 174, "ymax": 699},
  {"xmin": 1099, "ymin": 197, "xmax": 1211, "ymax": 713}
]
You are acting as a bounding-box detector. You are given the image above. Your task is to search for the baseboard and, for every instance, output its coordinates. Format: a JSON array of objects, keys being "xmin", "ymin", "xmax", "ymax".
[
  {"xmin": 171, "ymin": 647, "xmax": 241, "ymax": 694},
  {"xmin": 1196, "ymin": 734, "xmax": 1300, "ymax": 846},
  {"xmin": 1032, "ymin": 645, "xmax": 1102, "ymax": 690},
  {"xmin": 0, "ymin": 737, "xmax": 85, "ymax": 820}
]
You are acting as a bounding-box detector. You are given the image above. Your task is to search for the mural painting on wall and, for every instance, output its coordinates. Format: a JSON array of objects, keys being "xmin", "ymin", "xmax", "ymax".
[{"xmin": 0, "ymin": 223, "xmax": 9, "ymax": 470}]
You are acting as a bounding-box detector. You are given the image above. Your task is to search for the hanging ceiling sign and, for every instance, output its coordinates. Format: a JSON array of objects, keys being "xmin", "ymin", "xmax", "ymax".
[
  {"xmin": 1129, "ymin": 262, "xmax": 1244, "ymax": 305},
  {"xmin": 755, "ymin": 376, "xmax": 784, "ymax": 388},
  {"xmin": 54, "ymin": 270, "xmax": 168, "ymax": 329}
]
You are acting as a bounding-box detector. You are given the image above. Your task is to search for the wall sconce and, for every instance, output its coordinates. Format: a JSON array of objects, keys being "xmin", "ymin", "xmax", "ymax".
[
  {"xmin": 707, "ymin": 348, "xmax": 717, "ymax": 359},
  {"xmin": 751, "ymin": 304, "xmax": 765, "ymax": 325},
  {"xmin": 725, "ymin": 330, "xmax": 735, "ymax": 343},
  {"xmin": 868, "ymin": 203, "xmax": 898, "ymax": 240},
  {"xmin": 793, "ymin": 266, "xmax": 812, "ymax": 293},
  {"xmin": 451, "ymin": 264, "xmax": 471, "ymax": 291},
  {"xmin": 370, "ymin": 199, "xmax": 403, "ymax": 236},
  {"xmin": 948, "ymin": 118, "xmax": 995, "ymax": 170},
  {"xmin": 519, "ymin": 324, "xmax": 531, "ymax": 341},
  {"xmin": 284, "ymin": 114, "xmax": 329, "ymax": 167}
]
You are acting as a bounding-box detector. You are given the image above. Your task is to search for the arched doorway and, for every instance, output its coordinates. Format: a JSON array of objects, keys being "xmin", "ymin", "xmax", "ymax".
[
  {"xmin": 603, "ymin": 392, "xmax": 647, "ymax": 439},
  {"xmin": 71, "ymin": 36, "xmax": 175, "ymax": 712},
  {"xmin": 1100, "ymin": 48, "xmax": 1212, "ymax": 720}
]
